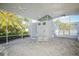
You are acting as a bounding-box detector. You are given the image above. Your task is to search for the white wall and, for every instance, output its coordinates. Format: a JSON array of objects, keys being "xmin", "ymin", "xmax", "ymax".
[
  {"xmin": 37, "ymin": 20, "xmax": 54, "ymax": 41},
  {"xmin": 28, "ymin": 20, "xmax": 37, "ymax": 38}
]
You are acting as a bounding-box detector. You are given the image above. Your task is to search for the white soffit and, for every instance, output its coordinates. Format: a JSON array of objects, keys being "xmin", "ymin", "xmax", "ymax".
[{"xmin": 0, "ymin": 3, "xmax": 79, "ymax": 19}]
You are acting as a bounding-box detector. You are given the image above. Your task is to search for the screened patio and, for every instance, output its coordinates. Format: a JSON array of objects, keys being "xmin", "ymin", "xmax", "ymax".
[{"xmin": 0, "ymin": 3, "xmax": 79, "ymax": 56}]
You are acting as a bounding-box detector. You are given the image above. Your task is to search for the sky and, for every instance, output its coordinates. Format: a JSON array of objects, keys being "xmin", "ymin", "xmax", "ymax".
[
  {"xmin": 70, "ymin": 15, "xmax": 79, "ymax": 22},
  {"xmin": 53, "ymin": 15, "xmax": 79, "ymax": 23}
]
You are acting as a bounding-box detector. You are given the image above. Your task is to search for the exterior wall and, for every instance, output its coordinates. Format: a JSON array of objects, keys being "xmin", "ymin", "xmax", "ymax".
[
  {"xmin": 28, "ymin": 22, "xmax": 37, "ymax": 38},
  {"xmin": 74, "ymin": 23, "xmax": 79, "ymax": 40},
  {"xmin": 28, "ymin": 19, "xmax": 55, "ymax": 40},
  {"xmin": 37, "ymin": 20, "xmax": 54, "ymax": 41},
  {"xmin": 75, "ymin": 23, "xmax": 79, "ymax": 35}
]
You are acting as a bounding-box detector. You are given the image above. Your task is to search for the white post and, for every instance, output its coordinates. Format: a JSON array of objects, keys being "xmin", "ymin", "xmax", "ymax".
[
  {"xmin": 47, "ymin": 15, "xmax": 48, "ymax": 40},
  {"xmin": 77, "ymin": 24, "xmax": 79, "ymax": 41},
  {"xmin": 68, "ymin": 16, "xmax": 70, "ymax": 35},
  {"xmin": 21, "ymin": 28, "xmax": 24, "ymax": 40},
  {"xmin": 21, "ymin": 21, "xmax": 24, "ymax": 40},
  {"xmin": 18, "ymin": 11, "xmax": 24, "ymax": 40},
  {"xmin": 30, "ymin": 22, "xmax": 32, "ymax": 39},
  {"xmin": 28, "ymin": 21, "xmax": 32, "ymax": 39},
  {"xmin": 6, "ymin": 16, "xmax": 8, "ymax": 44}
]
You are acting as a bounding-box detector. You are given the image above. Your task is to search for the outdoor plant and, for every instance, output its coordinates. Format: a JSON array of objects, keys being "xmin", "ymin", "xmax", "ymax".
[
  {"xmin": 0, "ymin": 10, "xmax": 29, "ymax": 37},
  {"xmin": 54, "ymin": 20, "xmax": 72, "ymax": 35}
]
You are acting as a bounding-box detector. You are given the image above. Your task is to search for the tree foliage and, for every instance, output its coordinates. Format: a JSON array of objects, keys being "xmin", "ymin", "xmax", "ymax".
[
  {"xmin": 54, "ymin": 20, "xmax": 72, "ymax": 30},
  {"xmin": 0, "ymin": 10, "xmax": 29, "ymax": 36}
]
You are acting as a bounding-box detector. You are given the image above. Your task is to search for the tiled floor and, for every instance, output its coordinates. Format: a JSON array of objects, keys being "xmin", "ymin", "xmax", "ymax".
[{"xmin": 1, "ymin": 38, "xmax": 79, "ymax": 56}]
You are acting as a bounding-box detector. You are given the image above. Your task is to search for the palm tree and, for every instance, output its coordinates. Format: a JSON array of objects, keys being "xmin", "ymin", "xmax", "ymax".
[{"xmin": 0, "ymin": 10, "xmax": 29, "ymax": 36}]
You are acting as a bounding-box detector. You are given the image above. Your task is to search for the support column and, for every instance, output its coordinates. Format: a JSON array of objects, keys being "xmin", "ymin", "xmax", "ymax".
[{"xmin": 6, "ymin": 16, "xmax": 8, "ymax": 44}]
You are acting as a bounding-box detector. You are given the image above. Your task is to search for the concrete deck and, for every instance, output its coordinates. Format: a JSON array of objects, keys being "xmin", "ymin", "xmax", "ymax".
[{"xmin": 1, "ymin": 38, "xmax": 79, "ymax": 56}]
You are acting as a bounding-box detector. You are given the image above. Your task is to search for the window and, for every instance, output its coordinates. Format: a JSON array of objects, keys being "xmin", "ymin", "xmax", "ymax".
[
  {"xmin": 38, "ymin": 23, "xmax": 41, "ymax": 25},
  {"xmin": 43, "ymin": 22, "xmax": 46, "ymax": 25}
]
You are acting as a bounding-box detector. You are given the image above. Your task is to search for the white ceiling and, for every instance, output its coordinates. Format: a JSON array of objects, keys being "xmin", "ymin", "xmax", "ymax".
[{"xmin": 0, "ymin": 3, "xmax": 79, "ymax": 19}]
